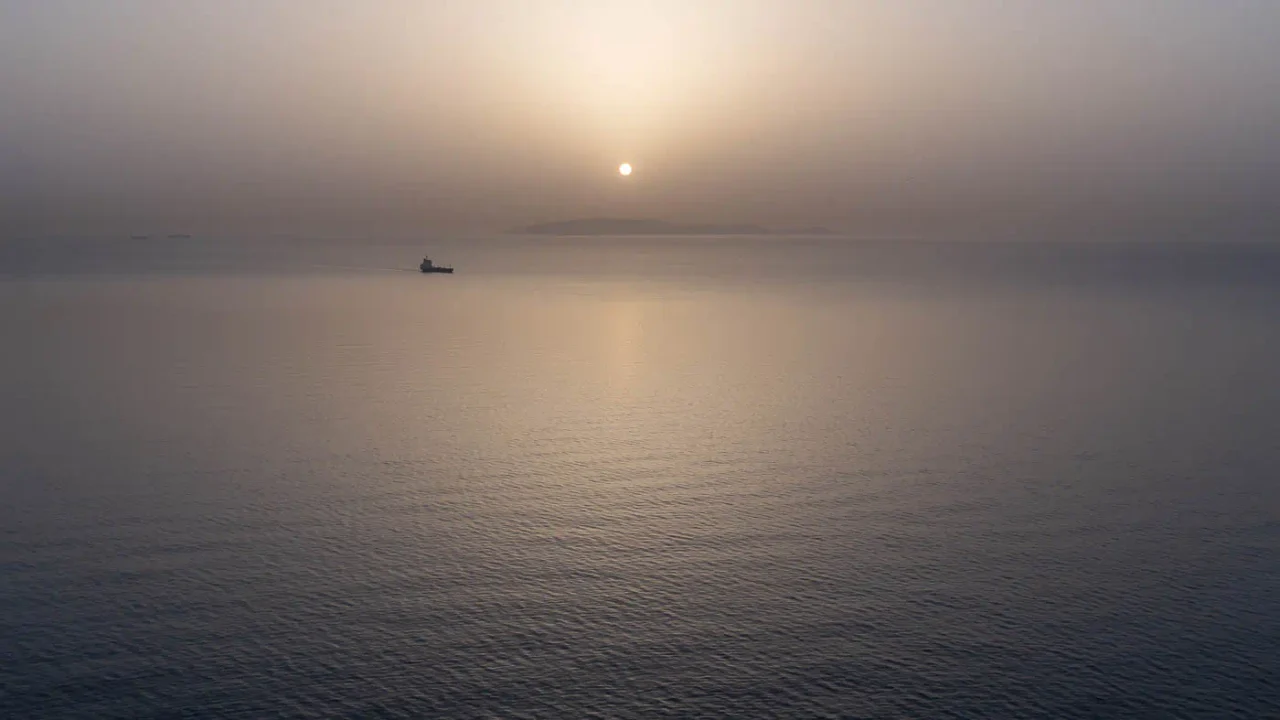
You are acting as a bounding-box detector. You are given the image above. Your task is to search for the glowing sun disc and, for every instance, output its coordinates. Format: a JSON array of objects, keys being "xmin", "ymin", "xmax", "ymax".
[{"xmin": 618, "ymin": 163, "xmax": 633, "ymax": 176}]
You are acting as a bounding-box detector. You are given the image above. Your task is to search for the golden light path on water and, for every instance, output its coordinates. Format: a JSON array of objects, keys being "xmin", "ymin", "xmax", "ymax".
[{"xmin": 4, "ymin": 241, "xmax": 1280, "ymax": 716}]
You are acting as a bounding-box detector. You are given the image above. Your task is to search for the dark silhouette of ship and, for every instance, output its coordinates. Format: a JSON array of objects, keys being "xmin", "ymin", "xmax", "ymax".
[{"xmin": 420, "ymin": 256, "xmax": 454, "ymax": 274}]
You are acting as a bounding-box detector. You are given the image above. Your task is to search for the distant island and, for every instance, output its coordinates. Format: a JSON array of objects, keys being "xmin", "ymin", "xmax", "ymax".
[{"xmin": 515, "ymin": 218, "xmax": 831, "ymax": 236}]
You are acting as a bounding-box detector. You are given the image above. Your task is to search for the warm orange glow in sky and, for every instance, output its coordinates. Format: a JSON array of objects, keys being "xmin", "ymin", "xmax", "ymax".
[{"xmin": 3, "ymin": 1, "xmax": 1280, "ymax": 235}]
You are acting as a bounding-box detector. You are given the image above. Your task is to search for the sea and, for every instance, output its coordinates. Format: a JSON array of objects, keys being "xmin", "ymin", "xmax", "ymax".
[{"xmin": 2, "ymin": 235, "xmax": 1278, "ymax": 718}]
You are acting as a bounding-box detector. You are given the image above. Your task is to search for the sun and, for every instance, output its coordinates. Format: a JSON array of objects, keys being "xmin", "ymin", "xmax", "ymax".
[{"xmin": 618, "ymin": 163, "xmax": 633, "ymax": 177}]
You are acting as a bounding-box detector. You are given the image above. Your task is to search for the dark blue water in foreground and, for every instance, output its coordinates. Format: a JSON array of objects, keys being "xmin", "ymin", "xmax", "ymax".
[{"xmin": 2, "ymin": 236, "xmax": 1279, "ymax": 718}]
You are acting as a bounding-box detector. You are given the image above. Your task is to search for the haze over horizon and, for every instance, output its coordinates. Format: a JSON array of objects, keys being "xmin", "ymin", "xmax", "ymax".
[
  {"xmin": 6, "ymin": 5, "xmax": 1280, "ymax": 718},
  {"xmin": 3, "ymin": 1, "xmax": 1280, "ymax": 238}
]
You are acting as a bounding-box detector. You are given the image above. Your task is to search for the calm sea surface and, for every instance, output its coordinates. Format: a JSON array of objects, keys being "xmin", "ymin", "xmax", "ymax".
[{"xmin": 2, "ymin": 236, "xmax": 1279, "ymax": 718}]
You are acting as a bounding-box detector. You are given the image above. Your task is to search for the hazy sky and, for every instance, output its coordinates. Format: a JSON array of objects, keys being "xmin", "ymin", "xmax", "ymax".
[{"xmin": 3, "ymin": 1, "xmax": 1279, "ymax": 236}]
